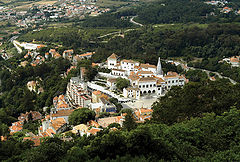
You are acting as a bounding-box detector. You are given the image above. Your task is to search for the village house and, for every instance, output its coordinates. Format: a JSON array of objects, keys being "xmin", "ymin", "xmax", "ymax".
[
  {"xmin": 49, "ymin": 49, "xmax": 61, "ymax": 59},
  {"xmin": 107, "ymin": 78, "xmax": 117, "ymax": 90},
  {"xmin": 70, "ymin": 124, "xmax": 102, "ymax": 136},
  {"xmin": 9, "ymin": 121, "xmax": 24, "ymax": 135},
  {"xmin": 39, "ymin": 117, "xmax": 67, "ymax": 137},
  {"xmin": 27, "ymin": 80, "xmax": 44, "ymax": 94},
  {"xmin": 97, "ymin": 115, "xmax": 125, "ymax": 128},
  {"xmin": 133, "ymin": 108, "xmax": 153, "ymax": 122},
  {"xmin": 78, "ymin": 52, "xmax": 94, "ymax": 59},
  {"xmin": 63, "ymin": 49, "xmax": 73, "ymax": 60},
  {"xmin": 89, "ymin": 91, "xmax": 117, "ymax": 113},
  {"xmin": 18, "ymin": 111, "xmax": 42, "ymax": 122},
  {"xmin": 123, "ymin": 87, "xmax": 140, "ymax": 100},
  {"xmin": 23, "ymin": 136, "xmax": 42, "ymax": 147},
  {"xmin": 107, "ymin": 53, "xmax": 118, "ymax": 69},
  {"xmin": 9, "ymin": 111, "xmax": 42, "ymax": 135},
  {"xmin": 222, "ymin": 56, "xmax": 240, "ymax": 67}
]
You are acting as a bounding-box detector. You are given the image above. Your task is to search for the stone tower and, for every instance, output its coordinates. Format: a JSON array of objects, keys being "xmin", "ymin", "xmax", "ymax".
[{"xmin": 156, "ymin": 57, "xmax": 163, "ymax": 76}]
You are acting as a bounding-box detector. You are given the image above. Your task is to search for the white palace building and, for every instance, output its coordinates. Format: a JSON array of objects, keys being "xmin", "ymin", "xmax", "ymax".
[{"xmin": 106, "ymin": 53, "xmax": 188, "ymax": 99}]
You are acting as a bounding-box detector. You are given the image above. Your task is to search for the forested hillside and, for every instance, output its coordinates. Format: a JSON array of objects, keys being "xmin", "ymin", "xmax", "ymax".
[{"xmin": 2, "ymin": 105, "xmax": 240, "ymax": 161}]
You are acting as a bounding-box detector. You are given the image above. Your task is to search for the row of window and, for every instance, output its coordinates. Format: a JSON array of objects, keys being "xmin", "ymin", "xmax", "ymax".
[
  {"xmin": 122, "ymin": 62, "xmax": 134, "ymax": 66},
  {"xmin": 167, "ymin": 79, "xmax": 184, "ymax": 84},
  {"xmin": 112, "ymin": 72, "xmax": 124, "ymax": 76},
  {"xmin": 139, "ymin": 84, "xmax": 156, "ymax": 88}
]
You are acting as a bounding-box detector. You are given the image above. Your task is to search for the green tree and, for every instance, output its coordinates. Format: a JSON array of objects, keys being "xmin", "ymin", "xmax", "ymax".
[
  {"xmin": 123, "ymin": 111, "xmax": 136, "ymax": 131},
  {"xmin": 116, "ymin": 78, "xmax": 130, "ymax": 91},
  {"xmin": 69, "ymin": 108, "xmax": 96, "ymax": 125}
]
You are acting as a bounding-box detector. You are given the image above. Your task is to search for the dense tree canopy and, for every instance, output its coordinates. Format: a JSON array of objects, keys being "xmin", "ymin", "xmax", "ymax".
[
  {"xmin": 2, "ymin": 107, "xmax": 240, "ymax": 161},
  {"xmin": 116, "ymin": 78, "xmax": 130, "ymax": 91},
  {"xmin": 152, "ymin": 79, "xmax": 240, "ymax": 125},
  {"xmin": 69, "ymin": 108, "xmax": 96, "ymax": 125}
]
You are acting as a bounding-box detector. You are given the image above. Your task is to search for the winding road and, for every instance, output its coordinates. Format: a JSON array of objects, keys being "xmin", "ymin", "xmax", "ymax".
[
  {"xmin": 130, "ymin": 16, "xmax": 143, "ymax": 27},
  {"xmin": 165, "ymin": 59, "xmax": 237, "ymax": 85}
]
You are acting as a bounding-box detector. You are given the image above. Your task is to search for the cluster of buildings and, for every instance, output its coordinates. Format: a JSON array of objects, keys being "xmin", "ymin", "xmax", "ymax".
[
  {"xmin": 15, "ymin": 42, "xmax": 94, "ymax": 67},
  {"xmin": 13, "ymin": 0, "xmax": 110, "ymax": 27},
  {"xmin": 222, "ymin": 56, "xmax": 240, "ymax": 67},
  {"xmin": 105, "ymin": 53, "xmax": 188, "ymax": 99},
  {"xmin": 205, "ymin": 0, "xmax": 228, "ymax": 6},
  {"xmin": 9, "ymin": 111, "xmax": 42, "ymax": 135},
  {"xmin": 0, "ymin": 50, "xmax": 11, "ymax": 60},
  {"xmin": 27, "ymin": 80, "xmax": 44, "ymax": 94},
  {"xmin": 204, "ymin": 0, "xmax": 240, "ymax": 14},
  {"xmin": 47, "ymin": 48, "xmax": 94, "ymax": 63}
]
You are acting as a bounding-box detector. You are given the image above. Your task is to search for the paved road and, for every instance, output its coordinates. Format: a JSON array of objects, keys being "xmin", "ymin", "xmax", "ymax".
[
  {"xmin": 12, "ymin": 40, "xmax": 23, "ymax": 53},
  {"xmin": 97, "ymin": 31, "xmax": 121, "ymax": 39},
  {"xmin": 130, "ymin": 16, "xmax": 143, "ymax": 27}
]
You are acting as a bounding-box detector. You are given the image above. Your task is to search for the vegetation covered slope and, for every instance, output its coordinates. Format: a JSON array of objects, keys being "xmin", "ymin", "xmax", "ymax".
[{"xmin": 2, "ymin": 106, "xmax": 240, "ymax": 161}]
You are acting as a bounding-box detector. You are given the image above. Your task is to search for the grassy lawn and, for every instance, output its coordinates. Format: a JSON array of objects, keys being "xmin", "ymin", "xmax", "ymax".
[{"xmin": 152, "ymin": 23, "xmax": 209, "ymax": 31}]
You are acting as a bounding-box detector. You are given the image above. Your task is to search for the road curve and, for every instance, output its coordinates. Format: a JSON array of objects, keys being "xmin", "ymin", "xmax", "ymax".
[{"xmin": 130, "ymin": 16, "xmax": 143, "ymax": 27}]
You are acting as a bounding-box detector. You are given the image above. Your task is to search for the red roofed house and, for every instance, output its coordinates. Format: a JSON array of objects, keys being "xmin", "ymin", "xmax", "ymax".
[
  {"xmin": 78, "ymin": 52, "xmax": 94, "ymax": 59},
  {"xmin": 63, "ymin": 49, "xmax": 73, "ymax": 60},
  {"xmin": 133, "ymin": 108, "xmax": 153, "ymax": 122}
]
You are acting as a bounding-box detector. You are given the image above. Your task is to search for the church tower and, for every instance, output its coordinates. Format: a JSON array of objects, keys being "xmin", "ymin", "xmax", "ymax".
[{"xmin": 156, "ymin": 57, "xmax": 163, "ymax": 76}]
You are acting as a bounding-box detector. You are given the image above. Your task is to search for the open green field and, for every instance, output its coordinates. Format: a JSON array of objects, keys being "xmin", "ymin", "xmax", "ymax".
[
  {"xmin": 152, "ymin": 23, "xmax": 209, "ymax": 31},
  {"xmin": 96, "ymin": 0, "xmax": 130, "ymax": 8}
]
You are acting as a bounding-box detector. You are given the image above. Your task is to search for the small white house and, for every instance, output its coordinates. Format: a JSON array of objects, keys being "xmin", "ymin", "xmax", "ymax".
[
  {"xmin": 123, "ymin": 87, "xmax": 140, "ymax": 100},
  {"xmin": 107, "ymin": 53, "xmax": 118, "ymax": 69}
]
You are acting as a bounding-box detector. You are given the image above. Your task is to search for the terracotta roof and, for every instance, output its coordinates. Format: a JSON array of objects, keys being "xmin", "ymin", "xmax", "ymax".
[
  {"xmin": 108, "ymin": 53, "xmax": 118, "ymax": 60},
  {"xmin": 93, "ymin": 90, "xmax": 102, "ymax": 95},
  {"xmin": 49, "ymin": 49, "xmax": 56, "ymax": 53},
  {"xmin": 139, "ymin": 77, "xmax": 156, "ymax": 82},
  {"xmin": 137, "ymin": 71, "xmax": 153, "ymax": 75},
  {"xmin": 230, "ymin": 57, "xmax": 239, "ymax": 63},
  {"xmin": 88, "ymin": 128, "xmax": 101, "ymax": 135},
  {"xmin": 98, "ymin": 116, "xmax": 123, "ymax": 128},
  {"xmin": 40, "ymin": 132, "xmax": 49, "ymax": 137},
  {"xmin": 23, "ymin": 136, "xmax": 42, "ymax": 146},
  {"xmin": 63, "ymin": 49, "xmax": 73, "ymax": 53},
  {"xmin": 140, "ymin": 63, "xmax": 156, "ymax": 69},
  {"xmin": 155, "ymin": 77, "xmax": 165, "ymax": 84},
  {"xmin": 128, "ymin": 74, "xmax": 140, "ymax": 81},
  {"xmin": 10, "ymin": 125, "xmax": 22, "ymax": 132},
  {"xmin": 51, "ymin": 118, "xmax": 66, "ymax": 131},
  {"xmin": 88, "ymin": 120, "xmax": 100, "ymax": 127},
  {"xmin": 79, "ymin": 52, "xmax": 93, "ymax": 57},
  {"xmin": 92, "ymin": 63, "xmax": 98, "ymax": 67},
  {"xmin": 140, "ymin": 108, "xmax": 153, "ymax": 113},
  {"xmin": 164, "ymin": 71, "xmax": 179, "ymax": 78},
  {"xmin": 51, "ymin": 109, "xmax": 74, "ymax": 117},
  {"xmin": 72, "ymin": 124, "xmax": 88, "ymax": 133},
  {"xmin": 121, "ymin": 59, "xmax": 138, "ymax": 64},
  {"xmin": 54, "ymin": 53, "xmax": 61, "ymax": 58}
]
